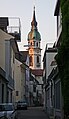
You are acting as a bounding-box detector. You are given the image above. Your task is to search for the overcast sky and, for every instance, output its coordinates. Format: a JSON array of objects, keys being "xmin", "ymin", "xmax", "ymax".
[{"xmin": 0, "ymin": 0, "xmax": 57, "ymax": 61}]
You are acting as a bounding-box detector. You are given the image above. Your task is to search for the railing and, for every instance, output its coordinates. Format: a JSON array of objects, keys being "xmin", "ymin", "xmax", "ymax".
[{"xmin": 7, "ymin": 17, "xmax": 21, "ymax": 41}]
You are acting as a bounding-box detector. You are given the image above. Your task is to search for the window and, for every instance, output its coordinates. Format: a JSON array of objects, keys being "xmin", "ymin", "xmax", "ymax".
[
  {"xmin": 37, "ymin": 56, "xmax": 39, "ymax": 63},
  {"xmin": 36, "ymin": 42, "xmax": 38, "ymax": 47},
  {"xmin": 33, "ymin": 41, "xmax": 35, "ymax": 46},
  {"xmin": 37, "ymin": 56, "xmax": 40, "ymax": 67},
  {"xmin": 33, "ymin": 85, "xmax": 36, "ymax": 92},
  {"xmin": 2, "ymin": 84, "xmax": 4, "ymax": 103},
  {"xmin": 31, "ymin": 42, "xmax": 32, "ymax": 46},
  {"xmin": 13, "ymin": 53, "xmax": 15, "ymax": 63},
  {"xmin": 47, "ymin": 89, "xmax": 49, "ymax": 99},
  {"xmin": 55, "ymin": 81, "xmax": 60, "ymax": 109},
  {"xmin": 16, "ymin": 91, "xmax": 19, "ymax": 96},
  {"xmin": 33, "ymin": 37, "xmax": 35, "ymax": 39}
]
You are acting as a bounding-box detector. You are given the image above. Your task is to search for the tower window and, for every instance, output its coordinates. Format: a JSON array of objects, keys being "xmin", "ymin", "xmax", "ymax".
[
  {"xmin": 36, "ymin": 42, "xmax": 38, "ymax": 47},
  {"xmin": 33, "ymin": 41, "xmax": 35, "ymax": 46},
  {"xmin": 31, "ymin": 42, "xmax": 32, "ymax": 46},
  {"xmin": 37, "ymin": 56, "xmax": 39, "ymax": 63},
  {"xmin": 33, "ymin": 37, "xmax": 35, "ymax": 39}
]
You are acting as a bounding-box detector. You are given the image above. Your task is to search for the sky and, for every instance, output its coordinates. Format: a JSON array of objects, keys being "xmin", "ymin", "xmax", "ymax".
[{"xmin": 0, "ymin": 0, "xmax": 57, "ymax": 62}]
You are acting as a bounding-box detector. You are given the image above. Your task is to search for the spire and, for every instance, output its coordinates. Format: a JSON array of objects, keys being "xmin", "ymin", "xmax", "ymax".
[
  {"xmin": 31, "ymin": 6, "xmax": 37, "ymax": 29},
  {"xmin": 28, "ymin": 6, "xmax": 41, "ymax": 41}
]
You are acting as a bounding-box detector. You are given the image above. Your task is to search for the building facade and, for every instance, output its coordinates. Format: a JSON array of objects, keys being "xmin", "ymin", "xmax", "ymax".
[
  {"xmin": 42, "ymin": 0, "xmax": 64, "ymax": 118},
  {"xmin": 0, "ymin": 17, "xmax": 21, "ymax": 103},
  {"xmin": 43, "ymin": 43, "xmax": 58, "ymax": 118}
]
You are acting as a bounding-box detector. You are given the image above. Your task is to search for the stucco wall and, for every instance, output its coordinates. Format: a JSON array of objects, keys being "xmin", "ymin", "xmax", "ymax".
[
  {"xmin": 14, "ymin": 59, "xmax": 22, "ymax": 102},
  {"xmin": 0, "ymin": 29, "xmax": 14, "ymax": 71},
  {"xmin": 46, "ymin": 52, "xmax": 57, "ymax": 79},
  {"xmin": 0, "ymin": 40, "xmax": 5, "ymax": 70}
]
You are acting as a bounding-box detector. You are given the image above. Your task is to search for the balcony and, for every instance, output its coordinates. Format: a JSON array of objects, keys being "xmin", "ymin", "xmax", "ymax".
[
  {"xmin": 0, "ymin": 17, "xmax": 21, "ymax": 41},
  {"xmin": 7, "ymin": 17, "xmax": 21, "ymax": 42}
]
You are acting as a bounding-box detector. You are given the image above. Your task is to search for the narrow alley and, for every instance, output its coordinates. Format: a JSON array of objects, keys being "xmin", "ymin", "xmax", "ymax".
[{"xmin": 15, "ymin": 107, "xmax": 49, "ymax": 119}]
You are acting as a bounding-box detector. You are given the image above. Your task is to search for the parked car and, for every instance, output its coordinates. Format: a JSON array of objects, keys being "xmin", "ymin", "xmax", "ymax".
[
  {"xmin": 0, "ymin": 103, "xmax": 15, "ymax": 119},
  {"xmin": 17, "ymin": 100, "xmax": 28, "ymax": 110}
]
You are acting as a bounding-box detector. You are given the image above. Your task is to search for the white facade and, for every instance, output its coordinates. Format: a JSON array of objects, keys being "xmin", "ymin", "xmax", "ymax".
[
  {"xmin": 14, "ymin": 58, "xmax": 22, "ymax": 102},
  {"xmin": 0, "ymin": 29, "xmax": 15, "ymax": 103},
  {"xmin": 43, "ymin": 45, "xmax": 57, "ymax": 111},
  {"xmin": 53, "ymin": 1, "xmax": 64, "ymax": 118},
  {"xmin": 46, "ymin": 52, "xmax": 57, "ymax": 79},
  {"xmin": 0, "ymin": 29, "xmax": 14, "ymax": 71}
]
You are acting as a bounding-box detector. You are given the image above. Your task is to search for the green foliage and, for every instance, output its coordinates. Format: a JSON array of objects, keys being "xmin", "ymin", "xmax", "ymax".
[{"xmin": 55, "ymin": 0, "xmax": 69, "ymax": 118}]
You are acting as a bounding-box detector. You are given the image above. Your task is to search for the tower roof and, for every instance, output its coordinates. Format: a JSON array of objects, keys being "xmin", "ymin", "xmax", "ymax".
[
  {"xmin": 28, "ymin": 6, "xmax": 41, "ymax": 41},
  {"xmin": 31, "ymin": 6, "xmax": 37, "ymax": 28}
]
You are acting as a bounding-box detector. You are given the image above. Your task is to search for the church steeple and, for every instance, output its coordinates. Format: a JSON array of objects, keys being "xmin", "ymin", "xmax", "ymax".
[
  {"xmin": 28, "ymin": 7, "xmax": 41, "ymax": 41},
  {"xmin": 31, "ymin": 6, "xmax": 37, "ymax": 30},
  {"xmin": 27, "ymin": 6, "xmax": 41, "ymax": 69}
]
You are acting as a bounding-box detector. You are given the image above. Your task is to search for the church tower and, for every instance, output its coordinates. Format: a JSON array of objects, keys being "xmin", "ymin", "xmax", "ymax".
[{"xmin": 27, "ymin": 7, "xmax": 41, "ymax": 69}]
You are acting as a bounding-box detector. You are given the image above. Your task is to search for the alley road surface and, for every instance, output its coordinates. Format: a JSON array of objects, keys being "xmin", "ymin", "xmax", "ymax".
[{"xmin": 16, "ymin": 107, "xmax": 49, "ymax": 119}]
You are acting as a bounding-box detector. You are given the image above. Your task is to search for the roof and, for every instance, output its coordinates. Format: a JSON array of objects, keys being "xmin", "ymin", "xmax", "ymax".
[
  {"xmin": 10, "ymin": 39, "xmax": 19, "ymax": 53},
  {"xmin": 15, "ymin": 52, "xmax": 23, "ymax": 63},
  {"xmin": 0, "ymin": 29, "xmax": 14, "ymax": 40},
  {"xmin": 20, "ymin": 51, "xmax": 28, "ymax": 62},
  {"xmin": 31, "ymin": 69, "xmax": 43, "ymax": 76},
  {"xmin": 31, "ymin": 6, "xmax": 37, "ymax": 28},
  {"xmin": 27, "ymin": 7, "xmax": 41, "ymax": 41},
  {"xmin": 54, "ymin": 0, "xmax": 60, "ymax": 16},
  {"xmin": 43, "ymin": 47, "xmax": 57, "ymax": 62},
  {"xmin": 28, "ymin": 29, "xmax": 41, "ymax": 41}
]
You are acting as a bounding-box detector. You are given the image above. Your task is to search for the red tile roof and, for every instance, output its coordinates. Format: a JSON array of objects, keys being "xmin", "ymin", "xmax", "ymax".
[{"xmin": 31, "ymin": 69, "xmax": 43, "ymax": 76}]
